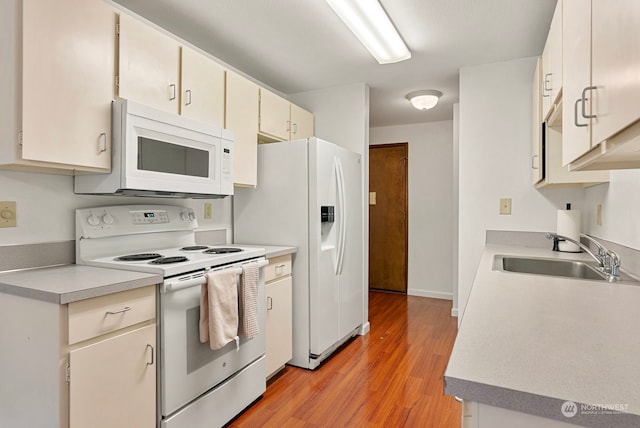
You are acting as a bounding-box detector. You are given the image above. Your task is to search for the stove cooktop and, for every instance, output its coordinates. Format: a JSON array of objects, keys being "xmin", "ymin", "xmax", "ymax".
[{"xmin": 86, "ymin": 245, "xmax": 266, "ymax": 277}]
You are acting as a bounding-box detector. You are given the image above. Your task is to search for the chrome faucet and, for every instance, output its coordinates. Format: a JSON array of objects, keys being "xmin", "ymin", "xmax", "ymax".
[{"xmin": 546, "ymin": 233, "xmax": 621, "ymax": 279}]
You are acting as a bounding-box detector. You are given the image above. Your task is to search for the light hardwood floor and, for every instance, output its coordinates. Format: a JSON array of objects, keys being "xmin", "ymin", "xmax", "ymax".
[{"xmin": 228, "ymin": 291, "xmax": 461, "ymax": 427}]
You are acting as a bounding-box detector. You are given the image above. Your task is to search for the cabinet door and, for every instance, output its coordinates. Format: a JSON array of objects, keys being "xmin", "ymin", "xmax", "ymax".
[
  {"xmin": 21, "ymin": 0, "xmax": 115, "ymax": 170},
  {"xmin": 531, "ymin": 58, "xmax": 543, "ymax": 184},
  {"xmin": 118, "ymin": 13, "xmax": 180, "ymax": 114},
  {"xmin": 591, "ymin": 0, "xmax": 640, "ymax": 145},
  {"xmin": 259, "ymin": 89, "xmax": 290, "ymax": 141},
  {"xmin": 290, "ymin": 104, "xmax": 314, "ymax": 140},
  {"xmin": 180, "ymin": 46, "xmax": 225, "ymax": 126},
  {"xmin": 561, "ymin": 0, "xmax": 592, "ymax": 165},
  {"xmin": 226, "ymin": 71, "xmax": 259, "ymax": 187},
  {"xmin": 541, "ymin": 0, "xmax": 562, "ymax": 119},
  {"xmin": 265, "ymin": 276, "xmax": 292, "ymax": 378},
  {"xmin": 69, "ymin": 324, "xmax": 156, "ymax": 428}
]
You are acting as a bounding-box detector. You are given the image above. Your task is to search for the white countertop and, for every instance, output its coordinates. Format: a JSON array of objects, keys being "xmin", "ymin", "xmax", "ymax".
[
  {"xmin": 445, "ymin": 245, "xmax": 640, "ymax": 427},
  {"xmin": 233, "ymin": 244, "xmax": 297, "ymax": 259},
  {"xmin": 0, "ymin": 264, "xmax": 162, "ymax": 304}
]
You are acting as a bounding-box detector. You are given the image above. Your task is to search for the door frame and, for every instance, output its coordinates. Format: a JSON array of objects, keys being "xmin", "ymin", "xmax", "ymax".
[{"xmin": 368, "ymin": 142, "xmax": 408, "ymax": 293}]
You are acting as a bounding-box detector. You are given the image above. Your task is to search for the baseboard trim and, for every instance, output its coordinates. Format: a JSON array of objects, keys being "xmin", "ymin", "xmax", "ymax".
[
  {"xmin": 451, "ymin": 308, "xmax": 459, "ymax": 317},
  {"xmin": 407, "ymin": 289, "xmax": 453, "ymax": 300},
  {"xmin": 358, "ymin": 321, "xmax": 370, "ymax": 336}
]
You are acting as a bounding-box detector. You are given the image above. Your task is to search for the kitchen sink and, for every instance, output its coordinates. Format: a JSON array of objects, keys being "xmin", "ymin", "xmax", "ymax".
[{"xmin": 493, "ymin": 255, "xmax": 608, "ymax": 281}]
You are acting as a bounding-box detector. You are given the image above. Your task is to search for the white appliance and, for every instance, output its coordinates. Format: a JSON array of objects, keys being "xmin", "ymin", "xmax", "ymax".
[
  {"xmin": 76, "ymin": 205, "xmax": 266, "ymax": 428},
  {"xmin": 74, "ymin": 99, "xmax": 234, "ymax": 198},
  {"xmin": 234, "ymin": 137, "xmax": 364, "ymax": 369}
]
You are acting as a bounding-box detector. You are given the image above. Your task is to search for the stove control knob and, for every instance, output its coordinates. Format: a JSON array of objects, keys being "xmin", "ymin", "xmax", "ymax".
[
  {"xmin": 102, "ymin": 213, "xmax": 114, "ymax": 225},
  {"xmin": 180, "ymin": 211, "xmax": 190, "ymax": 221},
  {"xmin": 87, "ymin": 214, "xmax": 100, "ymax": 226},
  {"xmin": 188, "ymin": 212, "xmax": 196, "ymax": 221}
]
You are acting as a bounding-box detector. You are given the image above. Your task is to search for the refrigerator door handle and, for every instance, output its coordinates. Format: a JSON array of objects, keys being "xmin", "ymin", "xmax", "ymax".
[{"xmin": 336, "ymin": 157, "xmax": 347, "ymax": 275}]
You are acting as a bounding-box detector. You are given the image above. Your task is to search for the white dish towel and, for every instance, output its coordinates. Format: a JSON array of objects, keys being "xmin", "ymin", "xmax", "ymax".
[
  {"xmin": 199, "ymin": 269, "xmax": 239, "ymax": 351},
  {"xmin": 239, "ymin": 261, "xmax": 259, "ymax": 339}
]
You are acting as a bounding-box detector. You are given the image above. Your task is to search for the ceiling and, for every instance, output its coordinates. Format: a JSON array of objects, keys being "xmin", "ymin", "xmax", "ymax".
[{"xmin": 112, "ymin": 0, "xmax": 557, "ymax": 127}]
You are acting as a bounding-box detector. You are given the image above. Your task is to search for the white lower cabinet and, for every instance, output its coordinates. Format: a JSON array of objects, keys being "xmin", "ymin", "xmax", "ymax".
[
  {"xmin": 462, "ymin": 401, "xmax": 583, "ymax": 428},
  {"xmin": 265, "ymin": 254, "xmax": 293, "ymax": 378},
  {"xmin": 69, "ymin": 324, "xmax": 156, "ymax": 428}
]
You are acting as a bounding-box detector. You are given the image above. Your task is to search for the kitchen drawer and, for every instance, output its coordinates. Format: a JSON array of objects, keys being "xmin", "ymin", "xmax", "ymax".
[
  {"xmin": 264, "ymin": 254, "xmax": 292, "ymax": 283},
  {"xmin": 68, "ymin": 285, "xmax": 156, "ymax": 345}
]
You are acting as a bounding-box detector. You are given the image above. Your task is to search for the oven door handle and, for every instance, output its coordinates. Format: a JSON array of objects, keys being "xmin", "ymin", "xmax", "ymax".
[{"xmin": 161, "ymin": 259, "xmax": 269, "ymax": 293}]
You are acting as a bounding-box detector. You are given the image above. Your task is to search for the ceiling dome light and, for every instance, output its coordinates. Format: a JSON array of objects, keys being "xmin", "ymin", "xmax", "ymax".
[{"xmin": 406, "ymin": 90, "xmax": 443, "ymax": 110}]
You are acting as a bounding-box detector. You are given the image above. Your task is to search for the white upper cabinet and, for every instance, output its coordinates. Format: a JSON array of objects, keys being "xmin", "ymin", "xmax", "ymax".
[
  {"xmin": 226, "ymin": 71, "xmax": 259, "ymax": 187},
  {"xmin": 259, "ymin": 89, "xmax": 291, "ymax": 141},
  {"xmin": 541, "ymin": 0, "xmax": 563, "ymax": 120},
  {"xmin": 290, "ymin": 103, "xmax": 314, "ymax": 140},
  {"xmin": 180, "ymin": 46, "xmax": 225, "ymax": 127},
  {"xmin": 531, "ymin": 58, "xmax": 543, "ymax": 185},
  {"xmin": 0, "ymin": 0, "xmax": 115, "ymax": 173},
  {"xmin": 564, "ymin": 0, "xmax": 640, "ymax": 170},
  {"xmin": 118, "ymin": 13, "xmax": 180, "ymax": 115}
]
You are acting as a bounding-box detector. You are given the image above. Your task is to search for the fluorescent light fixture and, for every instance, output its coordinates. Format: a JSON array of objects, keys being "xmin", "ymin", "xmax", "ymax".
[
  {"xmin": 406, "ymin": 90, "xmax": 442, "ymax": 110},
  {"xmin": 325, "ymin": 0, "xmax": 411, "ymax": 64}
]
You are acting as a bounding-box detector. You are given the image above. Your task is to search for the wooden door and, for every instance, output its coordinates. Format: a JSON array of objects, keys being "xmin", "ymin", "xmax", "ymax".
[{"xmin": 369, "ymin": 143, "xmax": 408, "ymax": 293}]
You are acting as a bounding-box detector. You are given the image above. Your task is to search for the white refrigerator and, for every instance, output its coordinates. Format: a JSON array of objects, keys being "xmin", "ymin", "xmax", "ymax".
[{"xmin": 234, "ymin": 137, "xmax": 364, "ymax": 369}]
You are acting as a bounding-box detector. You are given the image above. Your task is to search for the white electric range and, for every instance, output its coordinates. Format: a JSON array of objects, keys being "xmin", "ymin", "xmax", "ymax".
[{"xmin": 75, "ymin": 204, "xmax": 267, "ymax": 428}]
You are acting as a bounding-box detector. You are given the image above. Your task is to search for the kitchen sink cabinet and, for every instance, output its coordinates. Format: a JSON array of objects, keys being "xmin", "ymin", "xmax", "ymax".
[
  {"xmin": 0, "ymin": 0, "xmax": 115, "ymax": 174},
  {"xmin": 563, "ymin": 0, "xmax": 640, "ymax": 170},
  {"xmin": 264, "ymin": 254, "xmax": 293, "ymax": 379},
  {"xmin": 180, "ymin": 46, "xmax": 225, "ymax": 127},
  {"xmin": 462, "ymin": 401, "xmax": 582, "ymax": 428},
  {"xmin": 541, "ymin": 0, "xmax": 562, "ymax": 121},
  {"xmin": 259, "ymin": 89, "xmax": 314, "ymax": 142},
  {"xmin": 226, "ymin": 71, "xmax": 260, "ymax": 187},
  {"xmin": 118, "ymin": 13, "xmax": 180, "ymax": 115}
]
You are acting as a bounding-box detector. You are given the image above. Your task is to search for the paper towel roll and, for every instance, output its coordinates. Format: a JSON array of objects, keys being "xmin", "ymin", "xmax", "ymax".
[{"xmin": 557, "ymin": 209, "xmax": 581, "ymax": 252}]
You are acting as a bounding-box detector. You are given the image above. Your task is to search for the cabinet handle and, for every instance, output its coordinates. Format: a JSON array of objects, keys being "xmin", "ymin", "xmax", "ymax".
[
  {"xmin": 574, "ymin": 98, "xmax": 588, "ymax": 128},
  {"xmin": 532, "ymin": 154, "xmax": 539, "ymax": 169},
  {"xmin": 105, "ymin": 306, "xmax": 131, "ymax": 315},
  {"xmin": 169, "ymin": 84, "xmax": 176, "ymax": 101},
  {"xmin": 286, "ymin": 120, "xmax": 291, "ymax": 132},
  {"xmin": 581, "ymin": 86, "xmax": 597, "ymax": 119},
  {"xmin": 293, "ymin": 123, "xmax": 298, "ymax": 135},
  {"xmin": 146, "ymin": 344, "xmax": 154, "ymax": 366},
  {"xmin": 98, "ymin": 132, "xmax": 107, "ymax": 153},
  {"xmin": 267, "ymin": 296, "xmax": 273, "ymax": 311},
  {"xmin": 185, "ymin": 89, "xmax": 192, "ymax": 106},
  {"xmin": 542, "ymin": 73, "xmax": 552, "ymax": 95}
]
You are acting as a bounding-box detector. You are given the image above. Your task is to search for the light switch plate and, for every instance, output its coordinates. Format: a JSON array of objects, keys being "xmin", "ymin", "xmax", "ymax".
[
  {"xmin": 499, "ymin": 198, "xmax": 512, "ymax": 215},
  {"xmin": 0, "ymin": 201, "xmax": 16, "ymax": 227},
  {"xmin": 369, "ymin": 192, "xmax": 377, "ymax": 205}
]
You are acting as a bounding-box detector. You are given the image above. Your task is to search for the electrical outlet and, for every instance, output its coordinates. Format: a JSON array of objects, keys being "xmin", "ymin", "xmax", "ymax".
[
  {"xmin": 0, "ymin": 201, "xmax": 17, "ymax": 227},
  {"xmin": 204, "ymin": 203, "xmax": 212, "ymax": 220},
  {"xmin": 499, "ymin": 198, "xmax": 512, "ymax": 215},
  {"xmin": 596, "ymin": 204, "xmax": 602, "ymax": 226}
]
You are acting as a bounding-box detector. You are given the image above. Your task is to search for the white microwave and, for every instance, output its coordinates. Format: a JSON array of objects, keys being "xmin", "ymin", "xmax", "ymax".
[{"xmin": 75, "ymin": 99, "xmax": 233, "ymax": 198}]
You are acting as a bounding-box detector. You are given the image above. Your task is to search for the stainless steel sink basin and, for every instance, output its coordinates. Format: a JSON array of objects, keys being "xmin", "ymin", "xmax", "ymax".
[{"xmin": 493, "ymin": 255, "xmax": 608, "ymax": 281}]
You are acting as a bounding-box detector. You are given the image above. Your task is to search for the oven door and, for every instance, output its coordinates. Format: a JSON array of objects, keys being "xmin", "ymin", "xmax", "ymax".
[
  {"xmin": 159, "ymin": 264, "xmax": 266, "ymax": 417},
  {"xmin": 119, "ymin": 99, "xmax": 227, "ymax": 196}
]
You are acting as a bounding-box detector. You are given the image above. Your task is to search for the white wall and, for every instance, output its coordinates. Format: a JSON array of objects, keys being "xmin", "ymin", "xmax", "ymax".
[
  {"xmin": 370, "ymin": 121, "xmax": 454, "ymax": 300},
  {"xmin": 0, "ymin": 170, "xmax": 232, "ymax": 245},
  {"xmin": 452, "ymin": 103, "xmax": 460, "ymax": 316},
  {"xmin": 584, "ymin": 169, "xmax": 640, "ymax": 250},
  {"xmin": 457, "ymin": 57, "xmax": 586, "ymax": 318}
]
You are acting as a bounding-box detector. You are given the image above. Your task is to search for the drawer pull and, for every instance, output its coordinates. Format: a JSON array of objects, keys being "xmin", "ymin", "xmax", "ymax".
[
  {"xmin": 146, "ymin": 344, "xmax": 154, "ymax": 366},
  {"xmin": 105, "ymin": 306, "xmax": 131, "ymax": 315},
  {"xmin": 267, "ymin": 297, "xmax": 273, "ymax": 311},
  {"xmin": 275, "ymin": 264, "xmax": 286, "ymax": 274}
]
